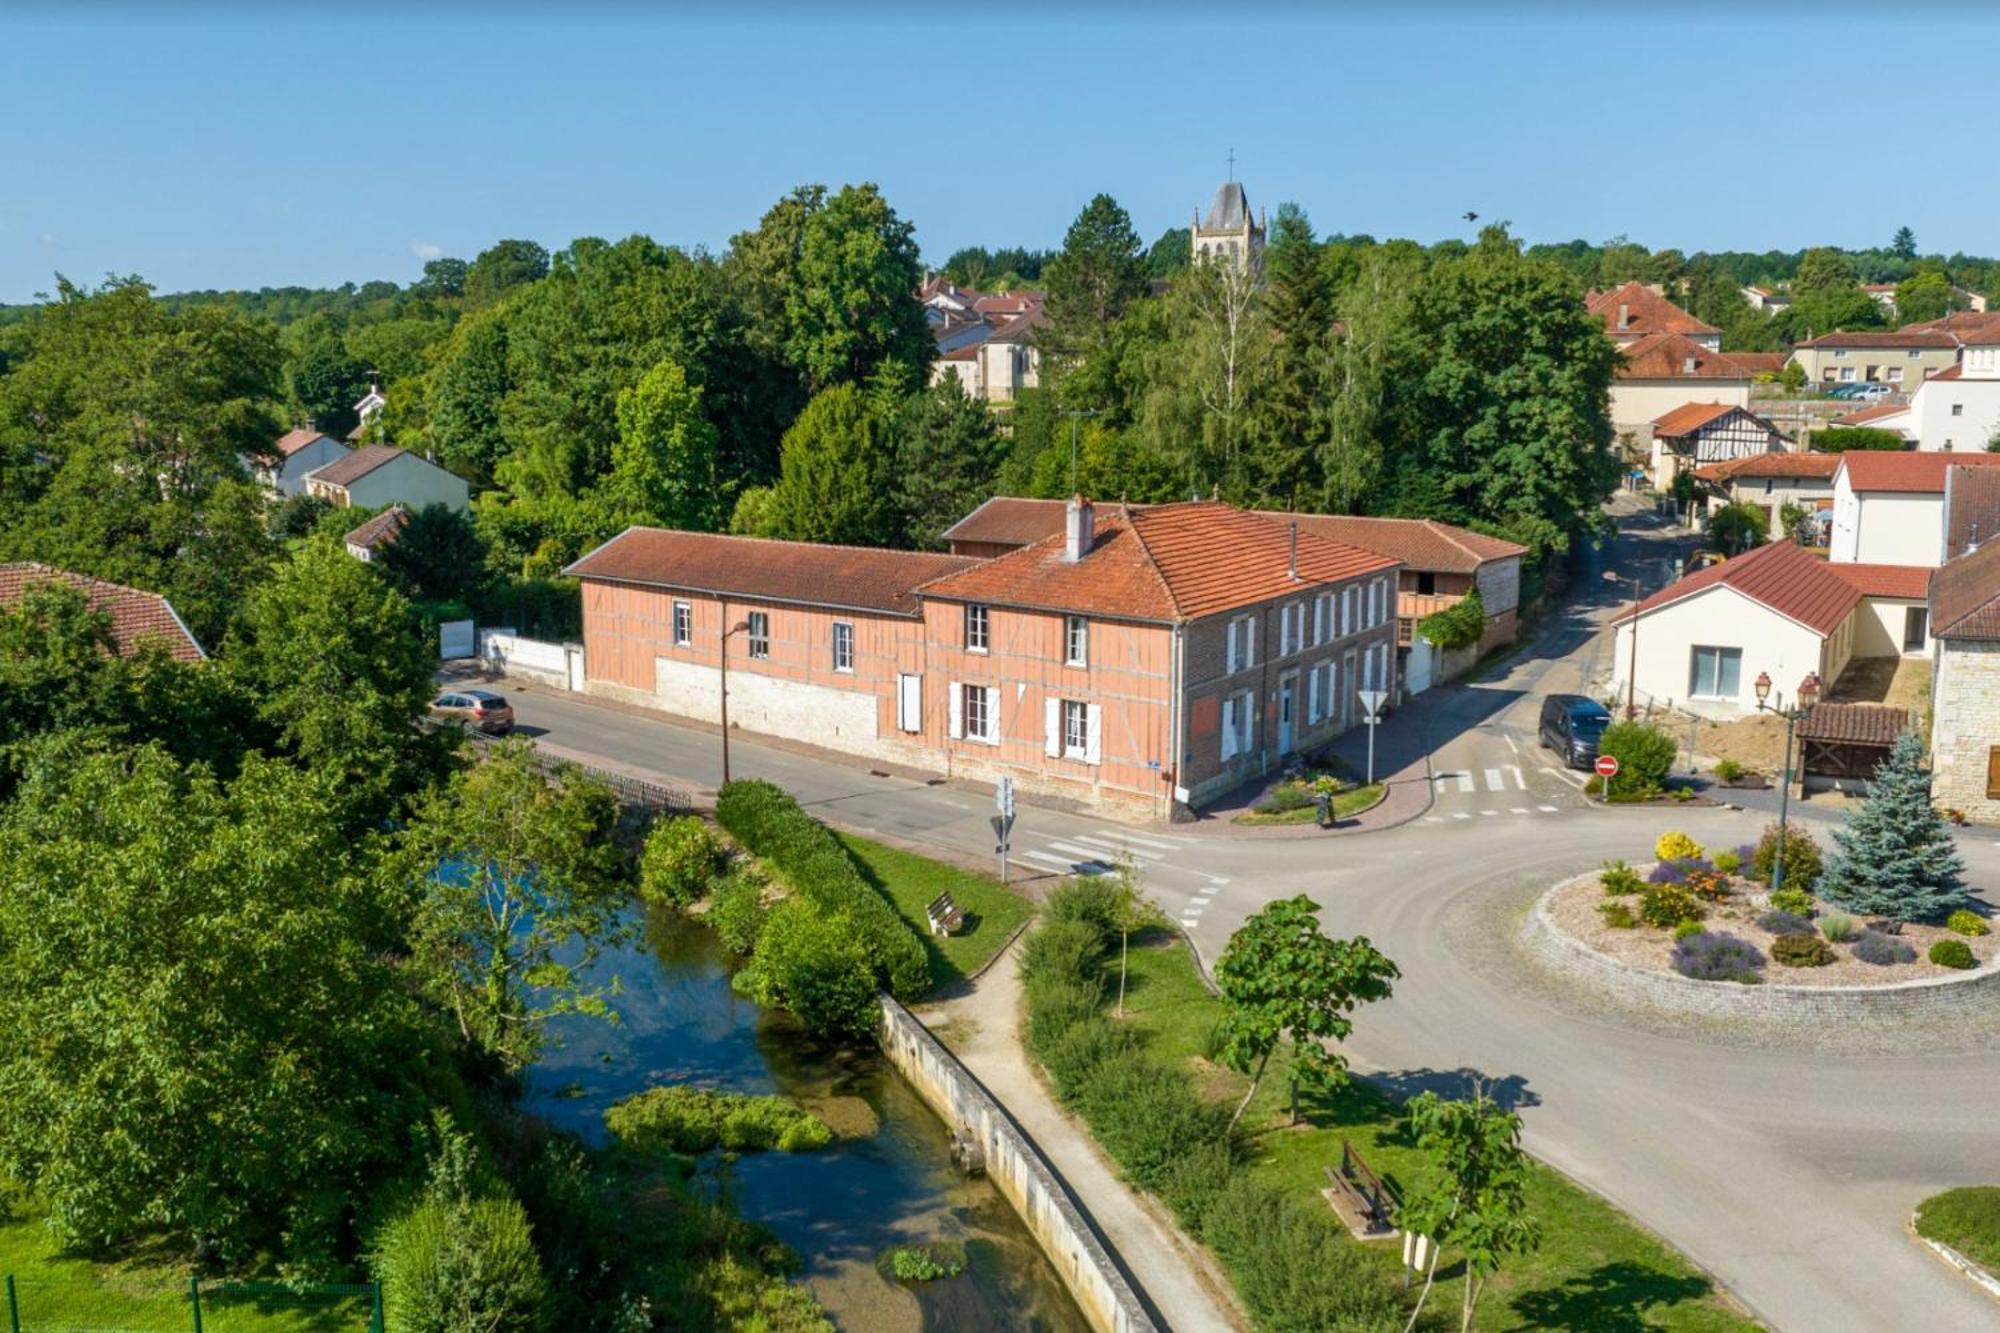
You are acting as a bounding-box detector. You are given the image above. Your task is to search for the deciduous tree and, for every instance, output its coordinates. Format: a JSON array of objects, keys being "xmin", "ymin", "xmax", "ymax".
[
  {"xmin": 1396, "ymin": 1086, "xmax": 1541, "ymax": 1333},
  {"xmin": 784, "ymin": 183, "xmax": 931, "ymax": 391},
  {"xmin": 603, "ymin": 356, "xmax": 721, "ymax": 532}
]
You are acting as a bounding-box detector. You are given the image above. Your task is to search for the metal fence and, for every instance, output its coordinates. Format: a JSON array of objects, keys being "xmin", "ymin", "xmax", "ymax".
[
  {"xmin": 461, "ymin": 726, "xmax": 694, "ymax": 816},
  {"xmin": 1, "ymin": 1275, "xmax": 381, "ymax": 1333}
]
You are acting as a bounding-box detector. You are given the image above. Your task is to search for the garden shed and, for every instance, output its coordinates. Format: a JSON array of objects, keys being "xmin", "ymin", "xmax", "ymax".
[{"xmin": 1797, "ymin": 703, "xmax": 1909, "ymax": 793}]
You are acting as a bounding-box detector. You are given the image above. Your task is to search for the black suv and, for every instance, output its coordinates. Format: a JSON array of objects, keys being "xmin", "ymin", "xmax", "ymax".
[{"xmin": 1538, "ymin": 694, "xmax": 1611, "ymax": 769}]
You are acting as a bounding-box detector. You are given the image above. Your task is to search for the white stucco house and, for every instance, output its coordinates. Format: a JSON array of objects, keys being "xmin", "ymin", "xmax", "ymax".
[
  {"xmin": 1905, "ymin": 336, "xmax": 2000, "ymax": 453},
  {"xmin": 304, "ymin": 444, "xmax": 470, "ymax": 514},
  {"xmin": 1828, "ymin": 451, "xmax": 2000, "ymax": 566},
  {"xmin": 1608, "ymin": 334, "xmax": 1753, "ymax": 438},
  {"xmin": 248, "ymin": 428, "xmax": 351, "ymax": 497}
]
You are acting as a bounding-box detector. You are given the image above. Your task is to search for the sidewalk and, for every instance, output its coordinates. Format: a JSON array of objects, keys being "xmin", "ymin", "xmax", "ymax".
[{"xmin": 919, "ymin": 947, "xmax": 1246, "ymax": 1333}]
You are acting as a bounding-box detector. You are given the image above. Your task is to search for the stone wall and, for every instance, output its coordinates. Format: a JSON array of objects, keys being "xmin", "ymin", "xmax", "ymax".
[
  {"xmin": 877, "ymin": 996, "xmax": 1157, "ymax": 1333},
  {"xmin": 1931, "ymin": 638, "xmax": 2000, "ymax": 823},
  {"xmin": 1521, "ymin": 879, "xmax": 2000, "ymax": 1028}
]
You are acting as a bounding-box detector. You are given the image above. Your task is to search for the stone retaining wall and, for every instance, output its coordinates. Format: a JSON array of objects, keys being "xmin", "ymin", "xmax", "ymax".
[
  {"xmin": 877, "ymin": 995, "xmax": 1157, "ymax": 1333},
  {"xmin": 1521, "ymin": 878, "xmax": 2000, "ymax": 1026}
]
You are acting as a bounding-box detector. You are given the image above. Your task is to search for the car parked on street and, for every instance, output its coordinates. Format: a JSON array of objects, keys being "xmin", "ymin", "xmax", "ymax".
[
  {"xmin": 431, "ymin": 688, "xmax": 515, "ymax": 734},
  {"xmin": 1538, "ymin": 693, "xmax": 1612, "ymax": 768}
]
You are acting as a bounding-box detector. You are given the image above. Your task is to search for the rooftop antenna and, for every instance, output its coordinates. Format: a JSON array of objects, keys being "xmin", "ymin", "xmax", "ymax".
[{"xmin": 1064, "ymin": 408, "xmax": 1099, "ymax": 493}]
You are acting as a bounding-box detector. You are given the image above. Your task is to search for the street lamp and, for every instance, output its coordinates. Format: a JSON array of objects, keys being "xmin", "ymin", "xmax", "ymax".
[
  {"xmin": 1752, "ymin": 669, "xmax": 1822, "ymax": 894},
  {"xmin": 719, "ymin": 616, "xmax": 752, "ymax": 787}
]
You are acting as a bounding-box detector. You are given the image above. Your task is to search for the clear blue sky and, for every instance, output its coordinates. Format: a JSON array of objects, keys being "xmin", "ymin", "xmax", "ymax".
[{"xmin": 6, "ymin": 5, "xmax": 1995, "ymax": 303}]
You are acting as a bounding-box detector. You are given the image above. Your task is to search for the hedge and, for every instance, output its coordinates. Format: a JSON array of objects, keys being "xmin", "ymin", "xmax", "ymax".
[{"xmin": 715, "ymin": 780, "xmax": 930, "ymax": 998}]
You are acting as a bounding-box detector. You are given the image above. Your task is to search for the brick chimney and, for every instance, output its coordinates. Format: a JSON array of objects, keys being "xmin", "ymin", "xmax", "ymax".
[
  {"xmin": 1065, "ymin": 495, "xmax": 1095, "ymax": 563},
  {"xmin": 1618, "ymin": 302, "xmax": 1631, "ymax": 331}
]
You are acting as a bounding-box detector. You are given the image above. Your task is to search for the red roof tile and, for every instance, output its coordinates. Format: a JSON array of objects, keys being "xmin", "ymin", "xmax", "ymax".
[
  {"xmin": 942, "ymin": 497, "xmax": 1075, "ymax": 548},
  {"xmin": 919, "ymin": 501, "xmax": 1398, "ymax": 623},
  {"xmin": 1610, "ymin": 540, "xmax": 1860, "ymax": 636},
  {"xmin": 1797, "ymin": 331, "xmax": 1960, "ymax": 349},
  {"xmin": 1829, "ymin": 563, "xmax": 1931, "ymax": 599},
  {"xmin": 1831, "ymin": 402, "xmax": 1913, "ymax": 427},
  {"xmin": 1796, "ymin": 703, "xmax": 1908, "ymax": 746},
  {"xmin": 1690, "ymin": 453, "xmax": 1840, "ymax": 484},
  {"xmin": 1617, "ymin": 333, "xmax": 1753, "ymax": 380},
  {"xmin": 1260, "ymin": 513, "xmax": 1525, "ymax": 574},
  {"xmin": 1725, "ymin": 352, "xmax": 1790, "ymax": 375},
  {"xmin": 1945, "ymin": 466, "xmax": 2000, "ymax": 559},
  {"xmin": 0, "ymin": 563, "xmax": 205, "ymax": 661},
  {"xmin": 1651, "ymin": 402, "xmax": 1751, "ymax": 437},
  {"xmin": 1837, "ymin": 451, "xmax": 2000, "ymax": 495},
  {"xmin": 564, "ymin": 528, "xmax": 980, "ymax": 618},
  {"xmin": 1904, "ymin": 311, "xmax": 2000, "ymax": 341},
  {"xmin": 1587, "ymin": 283, "xmax": 1718, "ymax": 340},
  {"xmin": 1931, "ymin": 541, "xmax": 2000, "ymax": 640}
]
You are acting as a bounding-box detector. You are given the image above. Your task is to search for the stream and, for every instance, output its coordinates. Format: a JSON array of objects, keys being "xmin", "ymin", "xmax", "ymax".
[{"xmin": 525, "ymin": 906, "xmax": 1088, "ymax": 1332}]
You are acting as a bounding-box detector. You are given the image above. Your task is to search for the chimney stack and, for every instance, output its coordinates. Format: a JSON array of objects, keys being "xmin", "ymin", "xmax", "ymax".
[
  {"xmin": 1684, "ymin": 354, "xmax": 1698, "ymax": 374},
  {"xmin": 1618, "ymin": 302, "xmax": 1631, "ymax": 331},
  {"xmin": 1065, "ymin": 495, "xmax": 1095, "ymax": 563},
  {"xmin": 1288, "ymin": 520, "xmax": 1300, "ymax": 580}
]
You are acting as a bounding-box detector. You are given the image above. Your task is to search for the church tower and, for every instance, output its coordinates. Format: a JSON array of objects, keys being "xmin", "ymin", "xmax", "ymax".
[{"xmin": 1191, "ymin": 165, "xmax": 1265, "ymax": 274}]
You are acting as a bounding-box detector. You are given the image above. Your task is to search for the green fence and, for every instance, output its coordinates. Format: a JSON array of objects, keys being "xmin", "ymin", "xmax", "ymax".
[{"xmin": 1, "ymin": 1275, "xmax": 380, "ymax": 1333}]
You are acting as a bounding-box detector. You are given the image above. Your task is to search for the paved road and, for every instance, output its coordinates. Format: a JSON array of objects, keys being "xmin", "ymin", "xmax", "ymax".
[{"xmin": 494, "ymin": 501, "xmax": 2000, "ymax": 1332}]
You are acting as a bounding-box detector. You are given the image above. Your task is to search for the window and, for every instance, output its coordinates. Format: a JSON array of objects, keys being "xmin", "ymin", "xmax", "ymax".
[
  {"xmin": 958, "ymin": 682, "xmax": 996, "ymax": 742},
  {"xmin": 1840, "ymin": 367, "xmax": 1857, "ymax": 382},
  {"xmin": 1065, "ymin": 615, "xmax": 1089, "ymax": 667},
  {"xmin": 1417, "ymin": 571, "xmax": 1436, "ymax": 595},
  {"xmin": 1909, "ymin": 348, "xmax": 1923, "ymax": 358},
  {"xmin": 1887, "ymin": 367, "xmax": 1904, "ymax": 383},
  {"xmin": 747, "ymin": 612, "xmax": 769, "ymax": 659},
  {"xmin": 1063, "ymin": 700, "xmax": 1089, "ymax": 758},
  {"xmin": 1313, "ymin": 593, "xmax": 1330, "ymax": 645},
  {"xmin": 1226, "ymin": 615, "xmax": 1256, "ymax": 673},
  {"xmin": 832, "ymin": 621, "xmax": 854, "ymax": 672},
  {"xmin": 965, "ymin": 603, "xmax": 990, "ymax": 652},
  {"xmin": 1307, "ymin": 661, "xmax": 1328, "ymax": 724},
  {"xmin": 1834, "ymin": 349, "xmax": 1849, "ymax": 359},
  {"xmin": 1987, "ymin": 747, "xmax": 2000, "ymax": 801},
  {"xmin": 1280, "ymin": 601, "xmax": 1304, "ymax": 656},
  {"xmin": 1688, "ymin": 645, "xmax": 1741, "ymax": 699},
  {"xmin": 673, "ymin": 601, "xmax": 692, "ymax": 647},
  {"xmin": 1953, "ymin": 403, "xmax": 1965, "ymax": 417}
]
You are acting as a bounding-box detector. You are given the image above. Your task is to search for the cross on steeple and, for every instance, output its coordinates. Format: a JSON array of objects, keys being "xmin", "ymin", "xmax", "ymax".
[{"xmin": 1226, "ymin": 147, "xmax": 1236, "ymax": 181}]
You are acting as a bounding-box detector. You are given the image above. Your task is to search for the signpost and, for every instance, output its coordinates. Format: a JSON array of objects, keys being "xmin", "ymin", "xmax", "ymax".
[
  {"xmin": 1356, "ymin": 690, "xmax": 1388, "ymax": 786},
  {"xmin": 1594, "ymin": 754, "xmax": 1620, "ymax": 805},
  {"xmin": 993, "ymin": 777, "xmax": 1015, "ymax": 884}
]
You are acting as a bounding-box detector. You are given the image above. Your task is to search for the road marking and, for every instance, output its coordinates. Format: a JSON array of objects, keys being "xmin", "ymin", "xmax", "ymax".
[
  {"xmin": 1538, "ymin": 804, "xmax": 1560, "ymax": 812},
  {"xmin": 1511, "ymin": 806, "xmax": 1529, "ymax": 814},
  {"xmin": 1023, "ymin": 850, "xmax": 1106, "ymax": 875},
  {"xmin": 1453, "ymin": 812, "xmax": 1472, "ymax": 820},
  {"xmin": 1480, "ymin": 810, "xmax": 1499, "ymax": 817},
  {"xmin": 1044, "ymin": 839, "xmax": 1115, "ymax": 861},
  {"xmin": 1102, "ymin": 831, "xmax": 1190, "ymax": 851},
  {"xmin": 1544, "ymin": 766, "xmax": 1587, "ymax": 789},
  {"xmin": 1456, "ymin": 772, "xmax": 1475, "ymax": 793},
  {"xmin": 1423, "ymin": 815, "xmax": 1444, "ymax": 824},
  {"xmin": 1484, "ymin": 768, "xmax": 1505, "ymax": 791},
  {"xmin": 1069, "ymin": 833, "xmax": 1165, "ymax": 861},
  {"xmin": 1510, "ymin": 765, "xmax": 1527, "ymax": 790}
]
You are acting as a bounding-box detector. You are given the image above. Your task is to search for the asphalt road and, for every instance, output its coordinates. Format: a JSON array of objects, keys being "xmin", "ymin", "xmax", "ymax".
[{"xmin": 492, "ymin": 502, "xmax": 2000, "ymax": 1332}]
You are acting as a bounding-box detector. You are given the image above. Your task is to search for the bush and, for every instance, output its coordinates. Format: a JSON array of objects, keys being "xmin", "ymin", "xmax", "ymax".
[
  {"xmin": 1075, "ymin": 1050, "xmax": 1230, "ymax": 1193},
  {"xmin": 1749, "ymin": 824, "xmax": 1823, "ymax": 892},
  {"xmin": 1597, "ymin": 901, "xmax": 1637, "ymax": 929},
  {"xmin": 735, "ymin": 899, "xmax": 881, "ymax": 1037},
  {"xmin": 716, "ymin": 780, "xmax": 929, "ymax": 997},
  {"xmin": 1813, "ymin": 426, "xmax": 1908, "ymax": 452},
  {"xmin": 1948, "ymin": 909, "xmax": 1991, "ymax": 937},
  {"xmin": 1770, "ymin": 932, "xmax": 1835, "ymax": 968},
  {"xmin": 1672, "ymin": 918, "xmax": 1705, "ymax": 942},
  {"xmin": 1640, "ymin": 882, "xmax": 1703, "ymax": 929},
  {"xmin": 605, "ymin": 1086, "xmax": 832, "ymax": 1156},
  {"xmin": 709, "ymin": 868, "xmax": 769, "ymax": 955},
  {"xmin": 1713, "ymin": 759, "xmax": 1745, "ymax": 783},
  {"xmin": 1685, "ymin": 868, "xmax": 1731, "ymax": 902},
  {"xmin": 1756, "ymin": 910, "xmax": 1814, "ymax": 936},
  {"xmin": 1600, "ymin": 859, "xmax": 1643, "ymax": 896},
  {"xmin": 1020, "ymin": 919, "xmax": 1105, "ymax": 989},
  {"xmin": 374, "ymin": 1135, "xmax": 548, "ymax": 1333},
  {"xmin": 639, "ymin": 816, "xmax": 724, "ymax": 908},
  {"xmin": 1671, "ymin": 932, "xmax": 1764, "ymax": 983},
  {"xmin": 1253, "ymin": 780, "xmax": 1315, "ymax": 815},
  {"xmin": 1655, "ymin": 831, "xmax": 1704, "ymax": 862},
  {"xmin": 881, "ymin": 1243, "xmax": 963, "ymax": 1283},
  {"xmin": 1024, "ymin": 977, "xmax": 1104, "ymax": 1061},
  {"xmin": 1852, "ymin": 931, "xmax": 1916, "ymax": 966},
  {"xmin": 1819, "ymin": 911, "xmax": 1858, "ymax": 943},
  {"xmin": 1930, "ymin": 938, "xmax": 1977, "ymax": 970},
  {"xmin": 1041, "ymin": 1016, "xmax": 1133, "ymax": 1102},
  {"xmin": 1768, "ymin": 886, "xmax": 1815, "ymax": 916},
  {"xmin": 1648, "ymin": 857, "xmax": 1713, "ymax": 886},
  {"xmin": 1599, "ymin": 720, "xmax": 1678, "ymax": 796},
  {"xmin": 1712, "ymin": 849, "xmax": 1743, "ymax": 875},
  {"xmin": 1042, "ymin": 876, "xmax": 1124, "ymax": 936},
  {"xmin": 1198, "ymin": 1174, "xmax": 1411, "ymax": 1332}
]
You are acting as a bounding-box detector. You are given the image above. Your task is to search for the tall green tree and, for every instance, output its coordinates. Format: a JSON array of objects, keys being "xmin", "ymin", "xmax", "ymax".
[
  {"xmin": 1214, "ymin": 896, "xmax": 1398, "ymax": 1128},
  {"xmin": 1396, "ymin": 1087, "xmax": 1541, "ymax": 1333},
  {"xmin": 1895, "ymin": 270, "xmax": 1961, "ymax": 325},
  {"xmin": 784, "ymin": 183, "xmax": 931, "ymax": 391},
  {"xmin": 603, "ymin": 356, "xmax": 721, "ymax": 532},
  {"xmin": 423, "ymin": 306, "xmax": 514, "ymax": 484},
  {"xmin": 464, "ymin": 238, "xmax": 550, "ymax": 310},
  {"xmin": 894, "ymin": 377, "xmax": 1005, "ymax": 549},
  {"xmin": 286, "ymin": 312, "xmax": 370, "ymax": 438},
  {"xmin": 758, "ymin": 382, "xmax": 902, "ymax": 546},
  {"xmin": 1818, "ymin": 729, "xmax": 1967, "ymax": 921},
  {"xmin": 1041, "ymin": 194, "xmax": 1148, "ymax": 390},
  {"xmin": 1892, "ymin": 226, "xmax": 1918, "ymax": 260},
  {"xmin": 0, "ymin": 745, "xmax": 430, "ymax": 1267},
  {"xmin": 381, "ymin": 503, "xmax": 490, "ymax": 606},
  {"xmin": 393, "ymin": 742, "xmax": 628, "ymax": 1072}
]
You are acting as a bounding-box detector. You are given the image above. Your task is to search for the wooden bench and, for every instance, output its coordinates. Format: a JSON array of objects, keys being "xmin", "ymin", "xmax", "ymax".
[
  {"xmin": 925, "ymin": 892, "xmax": 964, "ymax": 937},
  {"xmin": 1322, "ymin": 1138, "xmax": 1398, "ymax": 1239}
]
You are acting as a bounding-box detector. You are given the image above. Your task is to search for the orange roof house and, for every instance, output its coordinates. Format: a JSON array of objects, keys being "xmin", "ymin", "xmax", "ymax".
[
  {"xmin": 0, "ymin": 563, "xmax": 206, "ymax": 661},
  {"xmin": 1588, "ymin": 282, "xmax": 1720, "ymax": 347}
]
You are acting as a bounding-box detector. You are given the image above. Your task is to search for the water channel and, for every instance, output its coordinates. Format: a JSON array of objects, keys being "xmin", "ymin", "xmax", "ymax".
[{"xmin": 526, "ymin": 907, "xmax": 1088, "ymax": 1332}]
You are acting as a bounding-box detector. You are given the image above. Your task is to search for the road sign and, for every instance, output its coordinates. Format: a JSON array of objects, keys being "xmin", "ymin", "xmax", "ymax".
[
  {"xmin": 997, "ymin": 776, "xmax": 1015, "ymax": 819},
  {"xmin": 1357, "ymin": 689, "xmax": 1388, "ymax": 720},
  {"xmin": 991, "ymin": 810, "xmax": 1014, "ymax": 884},
  {"xmin": 1595, "ymin": 755, "xmax": 1621, "ymax": 778}
]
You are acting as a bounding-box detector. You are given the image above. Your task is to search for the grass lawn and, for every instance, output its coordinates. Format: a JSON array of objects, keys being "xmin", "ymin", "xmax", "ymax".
[
  {"xmin": 0, "ymin": 1204, "xmax": 370, "ymax": 1331},
  {"xmin": 1236, "ymin": 782, "xmax": 1385, "ymax": 826},
  {"xmin": 1111, "ymin": 932, "xmax": 1757, "ymax": 1331},
  {"xmin": 835, "ymin": 831, "xmax": 1035, "ymax": 990},
  {"xmin": 1914, "ymin": 1186, "xmax": 2000, "ymax": 1273}
]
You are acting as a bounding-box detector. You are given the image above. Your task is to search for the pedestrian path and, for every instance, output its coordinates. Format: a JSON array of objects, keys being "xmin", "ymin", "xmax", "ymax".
[{"xmin": 1423, "ymin": 764, "xmax": 1563, "ymax": 822}]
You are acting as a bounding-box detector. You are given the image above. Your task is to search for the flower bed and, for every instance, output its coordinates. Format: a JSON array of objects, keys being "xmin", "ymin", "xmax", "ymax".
[{"xmin": 1545, "ymin": 867, "xmax": 1995, "ymax": 987}]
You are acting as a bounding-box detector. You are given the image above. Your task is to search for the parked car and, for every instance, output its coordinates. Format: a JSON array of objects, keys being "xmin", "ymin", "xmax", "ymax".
[
  {"xmin": 1852, "ymin": 383, "xmax": 1893, "ymax": 402},
  {"xmin": 431, "ymin": 688, "xmax": 515, "ymax": 734},
  {"xmin": 1538, "ymin": 694, "xmax": 1612, "ymax": 769}
]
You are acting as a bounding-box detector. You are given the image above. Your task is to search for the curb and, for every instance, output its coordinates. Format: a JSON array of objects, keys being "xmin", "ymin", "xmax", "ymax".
[{"xmin": 1911, "ymin": 1216, "xmax": 2000, "ymax": 1305}]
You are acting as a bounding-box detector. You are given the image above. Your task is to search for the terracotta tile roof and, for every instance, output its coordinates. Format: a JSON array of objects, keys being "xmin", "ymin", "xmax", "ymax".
[
  {"xmin": 1904, "ymin": 311, "xmax": 2000, "ymax": 341},
  {"xmin": 1587, "ymin": 282, "xmax": 1719, "ymax": 340},
  {"xmin": 1610, "ymin": 540, "xmax": 1860, "ymax": 636},
  {"xmin": 344, "ymin": 505, "xmax": 409, "ymax": 552},
  {"xmin": 1829, "ymin": 563, "xmax": 1931, "ymax": 599},
  {"xmin": 942, "ymin": 497, "xmax": 1073, "ymax": 548},
  {"xmin": 1617, "ymin": 333, "xmax": 1752, "ymax": 381},
  {"xmin": 984, "ymin": 306, "xmax": 1049, "ymax": 343},
  {"xmin": 0, "ymin": 563, "xmax": 205, "ymax": 661},
  {"xmin": 1690, "ymin": 453, "xmax": 1840, "ymax": 484},
  {"xmin": 1797, "ymin": 331, "xmax": 1959, "ymax": 349},
  {"xmin": 306, "ymin": 443, "xmax": 408, "ymax": 489},
  {"xmin": 1796, "ymin": 702, "xmax": 1908, "ymax": 746},
  {"xmin": 274, "ymin": 428, "xmax": 338, "ymax": 457},
  {"xmin": 1946, "ymin": 466, "xmax": 2000, "ymax": 559},
  {"xmin": 1928, "ymin": 364, "xmax": 1964, "ymax": 381},
  {"xmin": 1931, "ymin": 541, "xmax": 2000, "ymax": 640},
  {"xmin": 1257, "ymin": 512, "xmax": 1526, "ymax": 574},
  {"xmin": 1651, "ymin": 402, "xmax": 1750, "ymax": 437},
  {"xmin": 918, "ymin": 501, "xmax": 1398, "ymax": 623},
  {"xmin": 1837, "ymin": 450, "xmax": 2000, "ymax": 495},
  {"xmin": 564, "ymin": 528, "xmax": 980, "ymax": 618},
  {"xmin": 1726, "ymin": 352, "xmax": 1790, "ymax": 375},
  {"xmin": 1832, "ymin": 402, "xmax": 1913, "ymax": 427}
]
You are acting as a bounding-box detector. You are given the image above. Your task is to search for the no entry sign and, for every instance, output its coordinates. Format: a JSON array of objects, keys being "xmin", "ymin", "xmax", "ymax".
[{"xmin": 1595, "ymin": 755, "xmax": 1621, "ymax": 779}]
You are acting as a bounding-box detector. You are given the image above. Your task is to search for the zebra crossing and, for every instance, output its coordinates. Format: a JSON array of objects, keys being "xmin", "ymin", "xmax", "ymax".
[
  {"xmin": 1423, "ymin": 764, "xmax": 1562, "ymax": 823},
  {"xmin": 1015, "ymin": 826, "xmax": 1229, "ymax": 931}
]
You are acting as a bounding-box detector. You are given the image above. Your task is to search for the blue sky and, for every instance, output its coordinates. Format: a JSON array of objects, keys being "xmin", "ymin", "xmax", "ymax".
[{"xmin": 6, "ymin": 6, "xmax": 1997, "ymax": 302}]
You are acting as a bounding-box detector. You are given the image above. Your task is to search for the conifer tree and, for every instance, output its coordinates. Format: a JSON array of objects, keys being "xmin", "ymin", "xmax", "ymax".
[{"xmin": 1817, "ymin": 729, "xmax": 1966, "ymax": 920}]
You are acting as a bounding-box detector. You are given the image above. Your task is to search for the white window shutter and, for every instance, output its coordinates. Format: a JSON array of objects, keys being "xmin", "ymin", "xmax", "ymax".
[
  {"xmin": 948, "ymin": 681, "xmax": 963, "ymax": 739},
  {"xmin": 1307, "ymin": 668, "xmax": 1319, "ymax": 723},
  {"xmin": 1220, "ymin": 698, "xmax": 1236, "ymax": 759},
  {"xmin": 1247, "ymin": 620, "xmax": 1257, "ymax": 668},
  {"xmin": 1085, "ymin": 704, "xmax": 1102, "ymax": 765},
  {"xmin": 1044, "ymin": 697, "xmax": 1061, "ymax": 757},
  {"xmin": 986, "ymin": 686, "xmax": 1000, "ymax": 745}
]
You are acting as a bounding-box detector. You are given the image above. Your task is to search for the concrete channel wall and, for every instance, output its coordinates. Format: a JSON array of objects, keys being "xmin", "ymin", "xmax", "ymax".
[{"xmin": 877, "ymin": 995, "xmax": 1159, "ymax": 1333}]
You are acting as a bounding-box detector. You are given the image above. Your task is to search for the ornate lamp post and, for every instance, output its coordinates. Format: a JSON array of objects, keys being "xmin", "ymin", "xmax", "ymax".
[{"xmin": 1753, "ymin": 669, "xmax": 1822, "ymax": 893}]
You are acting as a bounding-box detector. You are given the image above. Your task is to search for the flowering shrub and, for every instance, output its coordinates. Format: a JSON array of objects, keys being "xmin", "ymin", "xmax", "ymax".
[
  {"xmin": 1712, "ymin": 849, "xmax": 1743, "ymax": 875},
  {"xmin": 1852, "ymin": 932, "xmax": 1916, "ymax": 966},
  {"xmin": 1672, "ymin": 932, "xmax": 1764, "ymax": 983},
  {"xmin": 1947, "ymin": 910, "xmax": 1991, "ymax": 937},
  {"xmin": 1640, "ymin": 882, "xmax": 1703, "ymax": 929},
  {"xmin": 1756, "ymin": 910, "xmax": 1814, "ymax": 935},
  {"xmin": 1685, "ymin": 869, "xmax": 1732, "ymax": 902},
  {"xmin": 1770, "ymin": 932, "xmax": 1835, "ymax": 968},
  {"xmin": 1655, "ymin": 831, "xmax": 1704, "ymax": 862}
]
